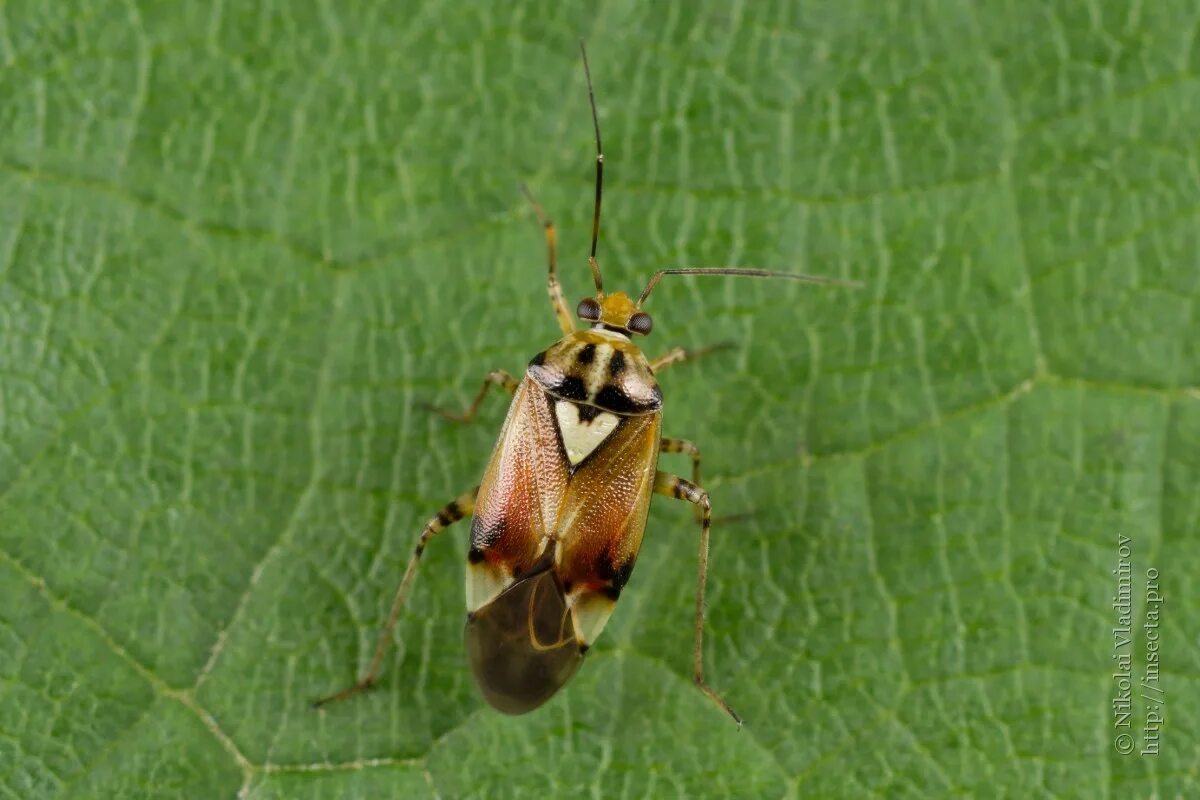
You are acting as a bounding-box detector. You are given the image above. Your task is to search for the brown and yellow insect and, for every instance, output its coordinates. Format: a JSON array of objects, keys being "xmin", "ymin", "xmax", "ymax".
[{"xmin": 315, "ymin": 43, "xmax": 854, "ymax": 725}]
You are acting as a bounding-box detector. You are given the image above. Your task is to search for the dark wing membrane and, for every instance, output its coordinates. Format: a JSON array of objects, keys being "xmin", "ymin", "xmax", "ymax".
[
  {"xmin": 465, "ymin": 567, "xmax": 583, "ymax": 715},
  {"xmin": 556, "ymin": 410, "xmax": 661, "ymax": 599},
  {"xmin": 468, "ymin": 379, "xmax": 569, "ymax": 610}
]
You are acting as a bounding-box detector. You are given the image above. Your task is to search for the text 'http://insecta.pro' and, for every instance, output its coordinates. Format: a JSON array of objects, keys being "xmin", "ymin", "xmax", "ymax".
[{"xmin": 313, "ymin": 41, "xmax": 860, "ymax": 727}]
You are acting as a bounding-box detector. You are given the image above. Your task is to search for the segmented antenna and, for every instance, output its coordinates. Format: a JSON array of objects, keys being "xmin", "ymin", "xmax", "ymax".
[
  {"xmin": 637, "ymin": 268, "xmax": 862, "ymax": 306},
  {"xmin": 580, "ymin": 40, "xmax": 604, "ymax": 295}
]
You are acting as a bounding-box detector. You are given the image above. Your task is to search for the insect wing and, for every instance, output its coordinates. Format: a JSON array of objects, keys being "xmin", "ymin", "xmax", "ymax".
[
  {"xmin": 465, "ymin": 565, "xmax": 583, "ymax": 714},
  {"xmin": 467, "ymin": 378, "xmax": 568, "ymax": 611},
  {"xmin": 558, "ymin": 408, "xmax": 661, "ymax": 644}
]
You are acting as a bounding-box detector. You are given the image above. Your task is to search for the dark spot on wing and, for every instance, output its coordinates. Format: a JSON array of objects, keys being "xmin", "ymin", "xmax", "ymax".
[
  {"xmin": 593, "ymin": 550, "xmax": 617, "ymax": 583},
  {"xmin": 577, "ymin": 343, "xmax": 596, "ymax": 365},
  {"xmin": 600, "ymin": 557, "xmax": 636, "ymax": 600},
  {"xmin": 613, "ymin": 558, "xmax": 636, "ymax": 591},
  {"xmin": 470, "ymin": 516, "xmax": 507, "ymax": 550}
]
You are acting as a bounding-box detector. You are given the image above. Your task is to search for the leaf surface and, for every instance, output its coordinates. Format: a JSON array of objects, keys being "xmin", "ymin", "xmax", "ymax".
[{"xmin": 2, "ymin": 1, "xmax": 1198, "ymax": 797}]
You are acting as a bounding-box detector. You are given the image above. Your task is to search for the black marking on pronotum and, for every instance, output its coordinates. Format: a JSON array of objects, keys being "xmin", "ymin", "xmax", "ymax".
[
  {"xmin": 594, "ymin": 385, "xmax": 633, "ymax": 412},
  {"xmin": 577, "ymin": 343, "xmax": 597, "ymax": 364},
  {"xmin": 557, "ymin": 375, "xmax": 588, "ymax": 401},
  {"xmin": 607, "ymin": 350, "xmax": 626, "ymax": 377},
  {"xmin": 594, "ymin": 384, "xmax": 646, "ymax": 413},
  {"xmin": 529, "ymin": 351, "xmax": 546, "ymax": 367},
  {"xmin": 577, "ymin": 403, "xmax": 603, "ymax": 423}
]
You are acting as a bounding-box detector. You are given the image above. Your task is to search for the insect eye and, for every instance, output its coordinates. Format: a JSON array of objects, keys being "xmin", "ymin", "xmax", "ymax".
[
  {"xmin": 628, "ymin": 312, "xmax": 653, "ymax": 335},
  {"xmin": 577, "ymin": 297, "xmax": 602, "ymax": 321}
]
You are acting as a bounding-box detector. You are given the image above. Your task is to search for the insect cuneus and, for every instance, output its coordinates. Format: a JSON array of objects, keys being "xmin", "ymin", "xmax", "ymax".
[{"xmin": 315, "ymin": 42, "xmax": 857, "ymax": 726}]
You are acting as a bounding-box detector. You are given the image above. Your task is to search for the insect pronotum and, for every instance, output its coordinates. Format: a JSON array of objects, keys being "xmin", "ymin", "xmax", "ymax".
[{"xmin": 315, "ymin": 42, "xmax": 857, "ymax": 726}]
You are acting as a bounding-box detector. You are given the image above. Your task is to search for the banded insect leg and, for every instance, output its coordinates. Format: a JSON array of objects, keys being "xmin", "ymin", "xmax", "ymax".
[
  {"xmin": 660, "ymin": 437, "xmax": 702, "ymax": 489},
  {"xmin": 314, "ymin": 486, "xmax": 479, "ymax": 708},
  {"xmin": 520, "ymin": 183, "xmax": 574, "ymax": 335},
  {"xmin": 652, "ymin": 470, "xmax": 742, "ymax": 726},
  {"xmin": 429, "ymin": 370, "xmax": 518, "ymax": 423},
  {"xmin": 660, "ymin": 437, "xmax": 703, "ymax": 522}
]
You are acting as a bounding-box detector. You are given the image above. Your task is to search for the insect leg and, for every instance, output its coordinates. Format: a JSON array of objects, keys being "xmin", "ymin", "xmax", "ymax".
[
  {"xmin": 430, "ymin": 369, "xmax": 518, "ymax": 423},
  {"xmin": 659, "ymin": 437, "xmax": 702, "ymax": 488},
  {"xmin": 314, "ymin": 486, "xmax": 479, "ymax": 708},
  {"xmin": 652, "ymin": 470, "xmax": 742, "ymax": 726},
  {"xmin": 649, "ymin": 343, "xmax": 733, "ymax": 373},
  {"xmin": 660, "ymin": 437, "xmax": 704, "ymax": 522},
  {"xmin": 520, "ymin": 183, "xmax": 575, "ymax": 335}
]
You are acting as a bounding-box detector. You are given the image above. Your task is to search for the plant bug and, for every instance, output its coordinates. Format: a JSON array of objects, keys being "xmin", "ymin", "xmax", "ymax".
[{"xmin": 315, "ymin": 42, "xmax": 856, "ymax": 725}]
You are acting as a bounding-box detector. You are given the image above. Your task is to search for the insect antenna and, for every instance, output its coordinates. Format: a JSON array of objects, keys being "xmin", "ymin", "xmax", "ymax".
[
  {"xmin": 580, "ymin": 40, "xmax": 605, "ymax": 296},
  {"xmin": 637, "ymin": 267, "xmax": 862, "ymax": 306}
]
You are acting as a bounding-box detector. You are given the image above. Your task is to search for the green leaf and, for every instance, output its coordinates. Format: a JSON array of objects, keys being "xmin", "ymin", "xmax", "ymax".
[{"xmin": 2, "ymin": 1, "xmax": 1197, "ymax": 797}]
